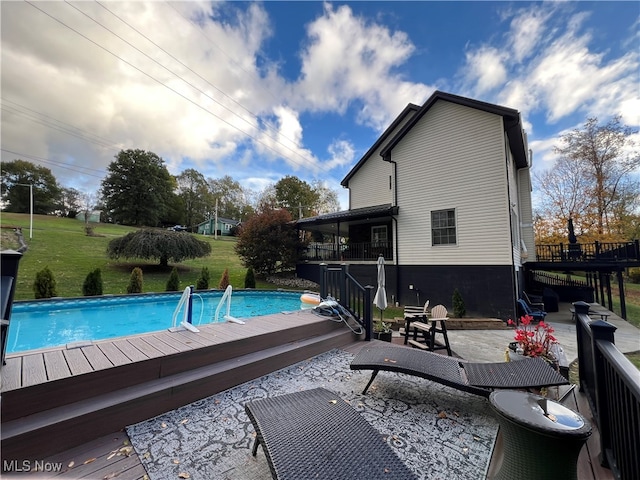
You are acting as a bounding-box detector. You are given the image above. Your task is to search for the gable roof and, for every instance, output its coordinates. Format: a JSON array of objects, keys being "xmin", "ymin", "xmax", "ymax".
[
  {"xmin": 340, "ymin": 103, "xmax": 421, "ymax": 187},
  {"xmin": 380, "ymin": 90, "xmax": 529, "ymax": 168}
]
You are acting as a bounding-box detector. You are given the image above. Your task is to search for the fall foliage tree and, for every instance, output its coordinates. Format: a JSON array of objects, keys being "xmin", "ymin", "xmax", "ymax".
[{"xmin": 534, "ymin": 116, "xmax": 640, "ymax": 242}]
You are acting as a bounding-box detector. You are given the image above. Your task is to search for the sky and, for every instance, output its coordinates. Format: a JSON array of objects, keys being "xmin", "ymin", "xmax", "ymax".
[{"xmin": 1, "ymin": 1, "xmax": 638, "ymax": 210}]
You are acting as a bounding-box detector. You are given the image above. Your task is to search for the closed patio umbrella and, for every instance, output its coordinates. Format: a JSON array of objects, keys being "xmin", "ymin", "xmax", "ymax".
[{"xmin": 373, "ymin": 254, "xmax": 387, "ymax": 320}]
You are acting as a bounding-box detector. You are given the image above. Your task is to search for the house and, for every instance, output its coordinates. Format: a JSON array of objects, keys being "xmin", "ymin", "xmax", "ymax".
[
  {"xmin": 76, "ymin": 210, "xmax": 102, "ymax": 223},
  {"xmin": 296, "ymin": 91, "xmax": 535, "ymax": 319},
  {"xmin": 197, "ymin": 217, "xmax": 239, "ymax": 236}
]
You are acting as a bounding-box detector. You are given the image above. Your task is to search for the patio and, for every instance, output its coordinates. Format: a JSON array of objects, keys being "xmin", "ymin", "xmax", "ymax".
[{"xmin": 2, "ymin": 303, "xmax": 637, "ymax": 479}]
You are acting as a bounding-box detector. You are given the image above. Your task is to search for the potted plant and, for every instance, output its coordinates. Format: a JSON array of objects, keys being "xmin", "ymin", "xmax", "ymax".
[
  {"xmin": 506, "ymin": 314, "xmax": 559, "ymax": 369},
  {"xmin": 373, "ymin": 319, "xmax": 393, "ymax": 342}
]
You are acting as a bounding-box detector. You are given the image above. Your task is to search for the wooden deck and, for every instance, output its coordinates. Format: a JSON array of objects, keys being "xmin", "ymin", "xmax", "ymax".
[
  {"xmin": 1, "ymin": 324, "xmax": 614, "ymax": 479},
  {"xmin": 1, "ymin": 309, "xmax": 356, "ymax": 463}
]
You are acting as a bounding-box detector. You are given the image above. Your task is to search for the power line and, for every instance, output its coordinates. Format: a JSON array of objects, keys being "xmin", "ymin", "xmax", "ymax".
[
  {"xmin": 1, "ymin": 148, "xmax": 106, "ymax": 179},
  {"xmin": 60, "ymin": 0, "xmax": 321, "ymax": 173}
]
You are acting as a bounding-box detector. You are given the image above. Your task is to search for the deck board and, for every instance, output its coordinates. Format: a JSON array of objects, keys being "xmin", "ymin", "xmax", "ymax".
[
  {"xmin": 126, "ymin": 337, "xmax": 164, "ymax": 359},
  {"xmin": 2, "ymin": 357, "xmax": 22, "ymax": 390},
  {"xmin": 98, "ymin": 342, "xmax": 133, "ymax": 367},
  {"xmin": 63, "ymin": 348, "xmax": 93, "ymax": 375},
  {"xmin": 22, "ymin": 353, "xmax": 47, "ymax": 387},
  {"xmin": 138, "ymin": 335, "xmax": 181, "ymax": 355},
  {"xmin": 43, "ymin": 350, "xmax": 72, "ymax": 381},
  {"xmin": 109, "ymin": 339, "xmax": 148, "ymax": 363},
  {"xmin": 81, "ymin": 345, "xmax": 114, "ymax": 371}
]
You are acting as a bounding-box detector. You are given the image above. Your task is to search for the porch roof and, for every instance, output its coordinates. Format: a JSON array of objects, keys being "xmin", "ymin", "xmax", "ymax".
[{"xmin": 296, "ymin": 203, "xmax": 398, "ymax": 235}]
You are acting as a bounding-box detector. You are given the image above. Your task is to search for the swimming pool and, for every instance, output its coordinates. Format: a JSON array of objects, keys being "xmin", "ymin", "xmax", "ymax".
[{"xmin": 7, "ymin": 290, "xmax": 307, "ymax": 354}]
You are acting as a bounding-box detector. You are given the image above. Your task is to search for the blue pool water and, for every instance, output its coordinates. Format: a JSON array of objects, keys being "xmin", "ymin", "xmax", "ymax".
[{"xmin": 7, "ymin": 290, "xmax": 306, "ymax": 353}]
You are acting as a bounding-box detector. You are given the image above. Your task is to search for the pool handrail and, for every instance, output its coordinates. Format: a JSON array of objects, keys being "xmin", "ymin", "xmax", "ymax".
[
  {"xmin": 170, "ymin": 286, "xmax": 199, "ymax": 333},
  {"xmin": 215, "ymin": 285, "xmax": 245, "ymax": 324}
]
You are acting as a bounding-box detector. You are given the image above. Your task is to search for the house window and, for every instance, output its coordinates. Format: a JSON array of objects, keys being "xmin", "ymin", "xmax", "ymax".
[
  {"xmin": 371, "ymin": 225, "xmax": 388, "ymax": 245},
  {"xmin": 431, "ymin": 209, "xmax": 456, "ymax": 245}
]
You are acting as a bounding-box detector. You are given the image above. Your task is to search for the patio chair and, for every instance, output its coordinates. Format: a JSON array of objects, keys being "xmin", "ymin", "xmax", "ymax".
[
  {"xmin": 350, "ymin": 344, "xmax": 568, "ymax": 398},
  {"xmin": 402, "ymin": 300, "xmax": 429, "ymax": 345},
  {"xmin": 245, "ymin": 387, "xmax": 417, "ymax": 479},
  {"xmin": 517, "ymin": 298, "xmax": 547, "ymax": 322},
  {"xmin": 406, "ymin": 304, "xmax": 452, "ymax": 356},
  {"xmin": 522, "ymin": 291, "xmax": 545, "ymax": 311}
]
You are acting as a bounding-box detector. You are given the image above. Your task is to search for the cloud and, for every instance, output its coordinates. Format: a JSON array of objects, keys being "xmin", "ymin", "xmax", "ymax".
[
  {"xmin": 461, "ymin": 4, "xmax": 639, "ymax": 131},
  {"xmin": 293, "ymin": 3, "xmax": 434, "ymax": 131}
]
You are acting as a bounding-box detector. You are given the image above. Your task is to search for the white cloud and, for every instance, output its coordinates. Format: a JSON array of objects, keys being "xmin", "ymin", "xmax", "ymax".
[
  {"xmin": 293, "ymin": 3, "xmax": 433, "ymax": 132},
  {"xmin": 464, "ymin": 47, "xmax": 507, "ymax": 94}
]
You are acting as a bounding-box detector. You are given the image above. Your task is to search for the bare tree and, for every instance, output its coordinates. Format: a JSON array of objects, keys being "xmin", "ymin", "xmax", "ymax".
[{"xmin": 553, "ymin": 116, "xmax": 640, "ymax": 236}]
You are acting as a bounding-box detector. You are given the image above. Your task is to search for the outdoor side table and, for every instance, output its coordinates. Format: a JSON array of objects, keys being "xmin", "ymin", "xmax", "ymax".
[{"xmin": 489, "ymin": 390, "xmax": 592, "ymax": 480}]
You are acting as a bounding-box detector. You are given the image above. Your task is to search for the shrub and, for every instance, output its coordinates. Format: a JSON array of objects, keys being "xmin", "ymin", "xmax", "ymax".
[
  {"xmin": 33, "ymin": 266, "xmax": 57, "ymax": 299},
  {"xmin": 628, "ymin": 267, "xmax": 640, "ymax": 284},
  {"xmin": 166, "ymin": 267, "xmax": 180, "ymax": 291},
  {"xmin": 127, "ymin": 267, "xmax": 144, "ymax": 294},
  {"xmin": 452, "ymin": 288, "xmax": 466, "ymax": 318},
  {"xmin": 244, "ymin": 267, "xmax": 256, "ymax": 289},
  {"xmin": 195, "ymin": 267, "xmax": 210, "ymax": 290},
  {"xmin": 82, "ymin": 268, "xmax": 103, "ymax": 296},
  {"xmin": 218, "ymin": 268, "xmax": 230, "ymax": 290}
]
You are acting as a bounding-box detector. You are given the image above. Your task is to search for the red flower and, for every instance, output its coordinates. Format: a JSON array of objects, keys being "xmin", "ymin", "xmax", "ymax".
[{"xmin": 509, "ymin": 315, "xmax": 557, "ymax": 360}]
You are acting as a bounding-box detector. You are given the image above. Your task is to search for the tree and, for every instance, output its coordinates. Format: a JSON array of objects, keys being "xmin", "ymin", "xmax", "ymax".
[
  {"xmin": 82, "ymin": 268, "xmax": 103, "ymax": 296},
  {"xmin": 1, "ymin": 159, "xmax": 61, "ymax": 214},
  {"xmin": 33, "ymin": 266, "xmax": 57, "ymax": 299},
  {"xmin": 100, "ymin": 149, "xmax": 176, "ymax": 226},
  {"xmin": 311, "ymin": 180, "xmax": 341, "ymax": 214},
  {"xmin": 58, "ymin": 187, "xmax": 82, "ymax": 218},
  {"xmin": 107, "ymin": 229, "xmax": 212, "ymax": 268},
  {"xmin": 127, "ymin": 267, "xmax": 144, "ymax": 294},
  {"xmin": 551, "ymin": 116, "xmax": 640, "ymax": 237},
  {"xmin": 244, "ymin": 267, "xmax": 256, "ymax": 288},
  {"xmin": 195, "ymin": 267, "xmax": 210, "ymax": 290},
  {"xmin": 208, "ymin": 175, "xmax": 251, "ymax": 220},
  {"xmin": 166, "ymin": 267, "xmax": 180, "ymax": 291},
  {"xmin": 176, "ymin": 169, "xmax": 212, "ymax": 229},
  {"xmin": 234, "ymin": 208, "xmax": 304, "ymax": 275},
  {"xmin": 218, "ymin": 268, "xmax": 230, "ymax": 290},
  {"xmin": 274, "ymin": 176, "xmax": 320, "ymax": 219}
]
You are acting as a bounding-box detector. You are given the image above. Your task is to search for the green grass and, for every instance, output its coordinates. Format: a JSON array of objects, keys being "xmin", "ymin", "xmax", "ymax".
[{"xmin": 1, "ymin": 213, "xmax": 278, "ymax": 300}]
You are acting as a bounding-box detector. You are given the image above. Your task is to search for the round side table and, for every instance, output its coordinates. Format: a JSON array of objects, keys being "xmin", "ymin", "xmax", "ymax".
[{"xmin": 489, "ymin": 390, "xmax": 592, "ymax": 480}]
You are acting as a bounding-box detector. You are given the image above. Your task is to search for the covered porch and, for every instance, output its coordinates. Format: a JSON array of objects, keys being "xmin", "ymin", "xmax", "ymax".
[{"xmin": 297, "ymin": 203, "xmax": 398, "ymax": 263}]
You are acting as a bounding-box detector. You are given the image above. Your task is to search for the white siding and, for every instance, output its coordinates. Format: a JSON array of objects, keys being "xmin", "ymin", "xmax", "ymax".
[
  {"xmin": 518, "ymin": 167, "xmax": 536, "ymax": 262},
  {"xmin": 392, "ymin": 101, "xmax": 513, "ymax": 266},
  {"xmin": 348, "ymin": 115, "xmax": 415, "ymax": 209}
]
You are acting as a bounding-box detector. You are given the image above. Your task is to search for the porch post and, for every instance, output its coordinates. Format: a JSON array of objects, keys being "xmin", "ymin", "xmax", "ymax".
[
  {"xmin": 616, "ymin": 269, "xmax": 627, "ymax": 320},
  {"xmin": 319, "ymin": 263, "xmax": 327, "ymax": 298}
]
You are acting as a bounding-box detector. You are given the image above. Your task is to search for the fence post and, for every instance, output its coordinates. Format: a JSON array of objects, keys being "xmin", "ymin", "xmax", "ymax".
[
  {"xmin": 319, "ymin": 263, "xmax": 327, "ymax": 298},
  {"xmin": 340, "ymin": 264, "xmax": 348, "ymax": 304},
  {"xmin": 574, "ymin": 301, "xmax": 590, "ymax": 393},
  {"xmin": 364, "ymin": 285, "xmax": 374, "ymax": 341},
  {"xmin": 589, "ymin": 319, "xmax": 617, "ymax": 468}
]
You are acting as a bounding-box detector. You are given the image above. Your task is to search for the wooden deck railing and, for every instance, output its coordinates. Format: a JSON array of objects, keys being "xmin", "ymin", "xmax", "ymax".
[
  {"xmin": 535, "ymin": 240, "xmax": 640, "ymax": 263},
  {"xmin": 301, "ymin": 242, "xmax": 392, "ymax": 262},
  {"xmin": 574, "ymin": 302, "xmax": 640, "ymax": 480},
  {"xmin": 318, "ymin": 264, "xmax": 373, "ymax": 341}
]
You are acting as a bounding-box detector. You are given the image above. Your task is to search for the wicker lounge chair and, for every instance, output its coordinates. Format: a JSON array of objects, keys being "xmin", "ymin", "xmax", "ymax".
[
  {"xmin": 245, "ymin": 387, "xmax": 417, "ymax": 480},
  {"xmin": 350, "ymin": 345, "xmax": 568, "ymax": 398}
]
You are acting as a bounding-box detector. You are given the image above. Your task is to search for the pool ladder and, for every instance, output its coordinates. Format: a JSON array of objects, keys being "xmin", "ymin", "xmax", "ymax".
[
  {"xmin": 215, "ymin": 285, "xmax": 245, "ymax": 324},
  {"xmin": 169, "ymin": 286, "xmax": 200, "ymax": 332}
]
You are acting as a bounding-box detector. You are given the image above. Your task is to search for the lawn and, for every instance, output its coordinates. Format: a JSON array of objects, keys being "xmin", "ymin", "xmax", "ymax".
[{"xmin": 1, "ymin": 213, "xmax": 279, "ymax": 300}]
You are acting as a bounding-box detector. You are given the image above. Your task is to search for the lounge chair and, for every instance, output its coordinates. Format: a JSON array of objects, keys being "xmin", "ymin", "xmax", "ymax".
[
  {"xmin": 517, "ymin": 298, "xmax": 547, "ymax": 322},
  {"xmin": 350, "ymin": 344, "xmax": 568, "ymax": 398},
  {"xmin": 245, "ymin": 387, "xmax": 417, "ymax": 479},
  {"xmin": 522, "ymin": 291, "xmax": 545, "ymax": 311}
]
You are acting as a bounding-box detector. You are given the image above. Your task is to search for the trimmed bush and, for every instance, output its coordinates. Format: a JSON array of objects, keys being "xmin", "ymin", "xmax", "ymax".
[
  {"xmin": 452, "ymin": 288, "xmax": 466, "ymax": 318},
  {"xmin": 218, "ymin": 268, "xmax": 230, "ymax": 290},
  {"xmin": 195, "ymin": 267, "xmax": 210, "ymax": 290},
  {"xmin": 127, "ymin": 267, "xmax": 144, "ymax": 294},
  {"xmin": 244, "ymin": 267, "xmax": 256, "ymax": 289},
  {"xmin": 82, "ymin": 268, "xmax": 103, "ymax": 296},
  {"xmin": 33, "ymin": 266, "xmax": 57, "ymax": 299},
  {"xmin": 166, "ymin": 267, "xmax": 180, "ymax": 292}
]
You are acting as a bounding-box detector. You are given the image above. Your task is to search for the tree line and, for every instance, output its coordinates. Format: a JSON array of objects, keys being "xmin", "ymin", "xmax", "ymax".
[{"xmin": 0, "ymin": 149, "xmax": 341, "ymax": 229}]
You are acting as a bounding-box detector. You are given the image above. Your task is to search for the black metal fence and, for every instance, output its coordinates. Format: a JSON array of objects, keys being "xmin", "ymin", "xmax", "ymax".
[
  {"xmin": 301, "ymin": 242, "xmax": 392, "ymax": 262},
  {"xmin": 535, "ymin": 240, "xmax": 640, "ymax": 263},
  {"xmin": 574, "ymin": 302, "xmax": 640, "ymax": 480},
  {"xmin": 318, "ymin": 264, "xmax": 373, "ymax": 341}
]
